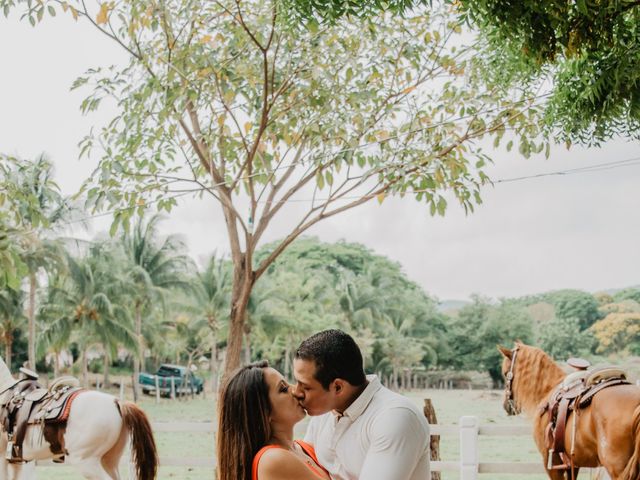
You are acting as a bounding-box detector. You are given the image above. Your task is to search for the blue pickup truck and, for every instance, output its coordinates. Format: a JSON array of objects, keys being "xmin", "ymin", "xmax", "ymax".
[{"xmin": 139, "ymin": 364, "xmax": 204, "ymax": 396}]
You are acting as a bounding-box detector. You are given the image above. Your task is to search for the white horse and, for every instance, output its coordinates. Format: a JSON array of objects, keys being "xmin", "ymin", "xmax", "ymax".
[{"xmin": 0, "ymin": 359, "xmax": 157, "ymax": 480}]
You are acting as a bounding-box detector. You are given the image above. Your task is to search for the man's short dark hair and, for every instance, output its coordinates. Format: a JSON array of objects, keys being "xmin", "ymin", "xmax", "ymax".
[{"xmin": 295, "ymin": 329, "xmax": 366, "ymax": 390}]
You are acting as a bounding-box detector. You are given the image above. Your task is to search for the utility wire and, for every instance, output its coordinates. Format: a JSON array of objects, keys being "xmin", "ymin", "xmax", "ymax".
[{"xmin": 56, "ymin": 153, "xmax": 640, "ymax": 225}]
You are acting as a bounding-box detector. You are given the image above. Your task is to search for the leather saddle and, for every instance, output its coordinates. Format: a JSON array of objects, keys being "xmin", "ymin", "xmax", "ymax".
[
  {"xmin": 0, "ymin": 371, "xmax": 83, "ymax": 464},
  {"xmin": 542, "ymin": 358, "xmax": 629, "ymax": 472}
]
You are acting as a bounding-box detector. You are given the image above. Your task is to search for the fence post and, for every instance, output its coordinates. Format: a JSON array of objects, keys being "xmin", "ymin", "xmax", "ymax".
[
  {"xmin": 155, "ymin": 375, "xmax": 160, "ymax": 404},
  {"xmin": 459, "ymin": 416, "xmax": 478, "ymax": 480},
  {"xmin": 424, "ymin": 399, "xmax": 441, "ymax": 480}
]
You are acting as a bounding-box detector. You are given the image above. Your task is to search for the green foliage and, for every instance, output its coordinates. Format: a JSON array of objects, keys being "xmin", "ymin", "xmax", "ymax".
[
  {"xmin": 613, "ymin": 288, "xmax": 640, "ymax": 304},
  {"xmin": 590, "ymin": 311, "xmax": 640, "ymax": 355},
  {"xmin": 250, "ymin": 237, "xmax": 443, "ymax": 378},
  {"xmin": 38, "ymin": 242, "xmax": 137, "ymax": 360},
  {"xmin": 442, "ymin": 296, "xmax": 534, "ymax": 386},
  {"xmin": 459, "ymin": 0, "xmax": 640, "ymax": 144},
  {"xmin": 1, "ymin": 0, "xmax": 546, "ymax": 374},
  {"xmin": 280, "ymin": 0, "xmax": 640, "ymax": 143},
  {"xmin": 542, "ymin": 289, "xmax": 601, "ymax": 330},
  {"xmin": 537, "ymin": 316, "xmax": 595, "ymax": 360},
  {"xmin": 280, "ymin": 0, "xmax": 426, "ymax": 23},
  {"xmin": 515, "ymin": 289, "xmax": 602, "ymax": 330}
]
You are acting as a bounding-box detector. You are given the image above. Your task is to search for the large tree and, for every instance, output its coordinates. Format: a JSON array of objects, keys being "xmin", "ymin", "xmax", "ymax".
[{"xmin": 5, "ymin": 0, "xmax": 543, "ymax": 376}]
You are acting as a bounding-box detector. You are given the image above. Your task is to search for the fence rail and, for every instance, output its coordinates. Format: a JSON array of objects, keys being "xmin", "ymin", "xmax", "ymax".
[
  {"xmin": 149, "ymin": 418, "xmax": 609, "ymax": 478},
  {"xmin": 39, "ymin": 418, "xmax": 610, "ymax": 479}
]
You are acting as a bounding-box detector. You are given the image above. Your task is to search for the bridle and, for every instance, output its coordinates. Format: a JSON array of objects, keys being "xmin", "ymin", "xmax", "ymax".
[{"xmin": 504, "ymin": 345, "xmax": 519, "ymax": 416}]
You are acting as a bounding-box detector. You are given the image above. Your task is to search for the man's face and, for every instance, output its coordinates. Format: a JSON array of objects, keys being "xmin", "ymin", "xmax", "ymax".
[{"xmin": 293, "ymin": 358, "xmax": 338, "ymax": 416}]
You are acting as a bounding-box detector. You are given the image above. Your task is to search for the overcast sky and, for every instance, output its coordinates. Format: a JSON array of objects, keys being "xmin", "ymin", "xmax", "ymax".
[{"xmin": 1, "ymin": 14, "xmax": 639, "ymax": 301}]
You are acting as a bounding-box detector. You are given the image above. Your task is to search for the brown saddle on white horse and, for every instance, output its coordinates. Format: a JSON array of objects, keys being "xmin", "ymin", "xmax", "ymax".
[{"xmin": 0, "ymin": 375, "xmax": 84, "ymax": 464}]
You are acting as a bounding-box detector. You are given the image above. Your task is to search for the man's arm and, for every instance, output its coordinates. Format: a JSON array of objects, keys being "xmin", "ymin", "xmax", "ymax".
[{"xmin": 359, "ymin": 407, "xmax": 430, "ymax": 480}]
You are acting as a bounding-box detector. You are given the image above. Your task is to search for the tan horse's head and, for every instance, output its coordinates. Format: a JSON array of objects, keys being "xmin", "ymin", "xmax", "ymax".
[
  {"xmin": 498, "ymin": 345, "xmax": 520, "ymax": 415},
  {"xmin": 497, "ymin": 342, "xmax": 565, "ymax": 417}
]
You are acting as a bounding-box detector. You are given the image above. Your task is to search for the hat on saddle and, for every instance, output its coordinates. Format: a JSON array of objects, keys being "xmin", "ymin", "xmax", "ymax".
[{"xmin": 0, "ymin": 356, "xmax": 19, "ymax": 394}]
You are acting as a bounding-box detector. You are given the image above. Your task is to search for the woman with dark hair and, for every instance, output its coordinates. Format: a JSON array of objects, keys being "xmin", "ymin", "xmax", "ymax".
[{"xmin": 217, "ymin": 360, "xmax": 330, "ymax": 480}]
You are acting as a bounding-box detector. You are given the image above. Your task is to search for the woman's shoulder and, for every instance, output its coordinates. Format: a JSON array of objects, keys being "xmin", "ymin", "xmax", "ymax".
[{"xmin": 255, "ymin": 445, "xmax": 318, "ymax": 480}]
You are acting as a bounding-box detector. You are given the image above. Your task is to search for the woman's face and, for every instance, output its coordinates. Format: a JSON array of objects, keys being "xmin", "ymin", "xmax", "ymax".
[{"xmin": 263, "ymin": 367, "xmax": 306, "ymax": 427}]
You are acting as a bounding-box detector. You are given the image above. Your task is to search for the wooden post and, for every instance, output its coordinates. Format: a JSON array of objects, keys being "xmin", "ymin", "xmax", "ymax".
[
  {"xmin": 119, "ymin": 379, "xmax": 124, "ymax": 401},
  {"xmin": 424, "ymin": 399, "xmax": 441, "ymax": 480},
  {"xmin": 459, "ymin": 416, "xmax": 479, "ymax": 480},
  {"xmin": 155, "ymin": 375, "xmax": 160, "ymax": 404},
  {"xmin": 170, "ymin": 376, "xmax": 176, "ymax": 400}
]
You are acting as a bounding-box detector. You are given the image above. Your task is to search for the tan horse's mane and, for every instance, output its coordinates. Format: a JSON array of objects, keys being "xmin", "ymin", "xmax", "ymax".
[{"xmin": 513, "ymin": 343, "xmax": 565, "ymax": 415}]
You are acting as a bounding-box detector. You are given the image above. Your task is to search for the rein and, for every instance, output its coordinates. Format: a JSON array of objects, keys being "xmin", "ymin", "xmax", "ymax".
[{"xmin": 504, "ymin": 345, "xmax": 519, "ymax": 415}]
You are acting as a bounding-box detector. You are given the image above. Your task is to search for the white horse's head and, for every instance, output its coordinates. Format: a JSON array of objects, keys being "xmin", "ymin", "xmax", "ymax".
[{"xmin": 0, "ymin": 356, "xmax": 18, "ymax": 394}]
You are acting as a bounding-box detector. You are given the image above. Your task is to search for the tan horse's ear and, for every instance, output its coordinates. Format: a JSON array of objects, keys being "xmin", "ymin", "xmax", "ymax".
[{"xmin": 497, "ymin": 345, "xmax": 512, "ymax": 358}]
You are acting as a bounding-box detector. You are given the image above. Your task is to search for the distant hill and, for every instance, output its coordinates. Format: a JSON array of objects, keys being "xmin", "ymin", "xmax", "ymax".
[
  {"xmin": 437, "ymin": 299, "xmax": 471, "ymax": 313},
  {"xmin": 436, "ymin": 285, "xmax": 640, "ymax": 313},
  {"xmin": 596, "ymin": 285, "xmax": 640, "ymax": 296}
]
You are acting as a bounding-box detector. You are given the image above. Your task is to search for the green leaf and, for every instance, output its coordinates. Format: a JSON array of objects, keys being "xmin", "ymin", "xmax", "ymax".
[{"xmin": 316, "ymin": 170, "xmax": 325, "ymax": 190}]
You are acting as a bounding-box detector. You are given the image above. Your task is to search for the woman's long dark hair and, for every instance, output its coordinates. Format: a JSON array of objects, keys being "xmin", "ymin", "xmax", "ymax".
[{"xmin": 217, "ymin": 360, "xmax": 271, "ymax": 480}]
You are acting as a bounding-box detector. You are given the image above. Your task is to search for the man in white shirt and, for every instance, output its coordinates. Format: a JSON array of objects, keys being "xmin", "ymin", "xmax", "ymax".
[{"xmin": 293, "ymin": 329, "xmax": 430, "ymax": 480}]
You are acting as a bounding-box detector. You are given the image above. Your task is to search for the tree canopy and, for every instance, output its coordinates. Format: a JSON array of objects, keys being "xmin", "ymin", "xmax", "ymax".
[
  {"xmin": 1, "ymin": 0, "xmax": 544, "ymax": 376},
  {"xmin": 281, "ymin": 0, "xmax": 640, "ymax": 144}
]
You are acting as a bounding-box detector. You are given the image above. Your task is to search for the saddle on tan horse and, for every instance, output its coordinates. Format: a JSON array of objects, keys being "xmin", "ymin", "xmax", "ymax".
[
  {"xmin": 541, "ymin": 358, "xmax": 629, "ymax": 473},
  {"xmin": 0, "ymin": 369, "xmax": 83, "ymax": 464}
]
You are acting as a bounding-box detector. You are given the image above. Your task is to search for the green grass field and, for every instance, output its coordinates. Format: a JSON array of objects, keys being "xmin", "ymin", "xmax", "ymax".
[{"xmin": 35, "ymin": 388, "xmax": 550, "ymax": 480}]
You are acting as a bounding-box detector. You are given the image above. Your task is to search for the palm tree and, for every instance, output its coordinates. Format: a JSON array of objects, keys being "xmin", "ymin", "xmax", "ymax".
[
  {"xmin": 38, "ymin": 243, "xmax": 136, "ymax": 386},
  {"xmin": 5, "ymin": 154, "xmax": 77, "ymax": 369},
  {"xmin": 192, "ymin": 254, "xmax": 231, "ymax": 390},
  {"xmin": 378, "ymin": 312, "xmax": 424, "ymax": 390},
  {"xmin": 0, "ymin": 288, "xmax": 26, "ymax": 370},
  {"xmin": 122, "ymin": 214, "xmax": 194, "ymax": 397}
]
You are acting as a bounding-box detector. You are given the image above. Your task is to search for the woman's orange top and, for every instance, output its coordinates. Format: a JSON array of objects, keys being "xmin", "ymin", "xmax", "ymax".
[{"xmin": 252, "ymin": 440, "xmax": 329, "ymax": 480}]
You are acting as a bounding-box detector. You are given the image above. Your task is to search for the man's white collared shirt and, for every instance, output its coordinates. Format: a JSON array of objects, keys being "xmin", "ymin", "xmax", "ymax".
[{"xmin": 304, "ymin": 375, "xmax": 430, "ymax": 480}]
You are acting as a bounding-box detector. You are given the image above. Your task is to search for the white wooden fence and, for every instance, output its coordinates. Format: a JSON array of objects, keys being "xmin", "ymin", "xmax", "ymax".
[
  {"xmin": 41, "ymin": 417, "xmax": 611, "ymax": 479},
  {"xmin": 148, "ymin": 417, "xmax": 610, "ymax": 478}
]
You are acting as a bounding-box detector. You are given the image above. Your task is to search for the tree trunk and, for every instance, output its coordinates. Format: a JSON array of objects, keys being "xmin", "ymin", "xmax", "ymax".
[
  {"xmin": 4, "ymin": 332, "xmax": 12, "ymax": 371},
  {"xmin": 210, "ymin": 336, "xmax": 218, "ymax": 392},
  {"xmin": 283, "ymin": 346, "xmax": 291, "ymax": 380},
  {"xmin": 133, "ymin": 301, "xmax": 142, "ymax": 400},
  {"xmin": 103, "ymin": 353, "xmax": 110, "ymax": 387},
  {"xmin": 243, "ymin": 323, "xmax": 252, "ymax": 365},
  {"xmin": 81, "ymin": 349, "xmax": 89, "ymax": 388},
  {"xmin": 27, "ymin": 273, "xmax": 37, "ymax": 369},
  {"xmin": 53, "ymin": 351, "xmax": 60, "ymax": 378},
  {"xmin": 222, "ymin": 262, "xmax": 254, "ymax": 380}
]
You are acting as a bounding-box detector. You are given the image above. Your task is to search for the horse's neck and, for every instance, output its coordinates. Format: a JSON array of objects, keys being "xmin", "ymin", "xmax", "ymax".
[{"xmin": 516, "ymin": 351, "xmax": 565, "ymax": 415}]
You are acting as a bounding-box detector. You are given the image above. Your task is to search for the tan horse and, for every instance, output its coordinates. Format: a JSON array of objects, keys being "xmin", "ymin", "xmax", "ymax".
[{"xmin": 499, "ymin": 342, "xmax": 640, "ymax": 480}]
